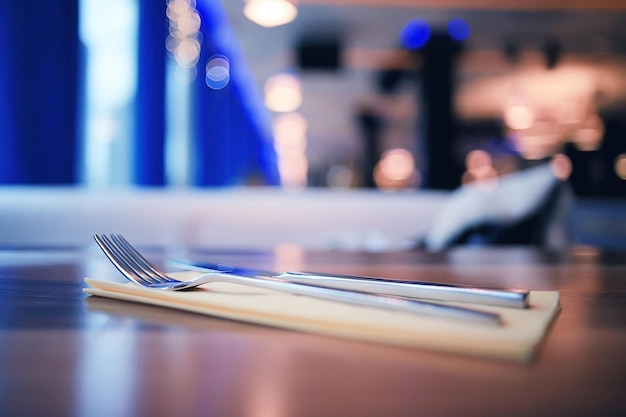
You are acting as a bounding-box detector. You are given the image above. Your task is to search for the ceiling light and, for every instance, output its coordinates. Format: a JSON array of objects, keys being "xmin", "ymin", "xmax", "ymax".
[{"xmin": 243, "ymin": 0, "xmax": 297, "ymax": 28}]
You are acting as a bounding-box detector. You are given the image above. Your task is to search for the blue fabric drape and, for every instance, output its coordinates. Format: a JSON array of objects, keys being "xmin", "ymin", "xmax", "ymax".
[
  {"xmin": 134, "ymin": 0, "xmax": 168, "ymax": 186},
  {"xmin": 192, "ymin": 0, "xmax": 280, "ymax": 186},
  {"xmin": 0, "ymin": 0, "xmax": 80, "ymax": 184},
  {"xmin": 0, "ymin": 0, "xmax": 278, "ymax": 187}
]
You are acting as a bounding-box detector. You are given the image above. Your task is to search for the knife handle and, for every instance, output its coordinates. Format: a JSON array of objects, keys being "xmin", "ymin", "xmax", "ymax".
[
  {"xmin": 210, "ymin": 273, "xmax": 503, "ymax": 326},
  {"xmin": 279, "ymin": 272, "xmax": 529, "ymax": 309},
  {"xmin": 168, "ymin": 259, "xmax": 528, "ymax": 309}
]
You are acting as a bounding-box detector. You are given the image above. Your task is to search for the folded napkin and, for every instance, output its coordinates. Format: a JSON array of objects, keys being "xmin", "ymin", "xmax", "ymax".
[{"xmin": 84, "ymin": 272, "xmax": 560, "ymax": 363}]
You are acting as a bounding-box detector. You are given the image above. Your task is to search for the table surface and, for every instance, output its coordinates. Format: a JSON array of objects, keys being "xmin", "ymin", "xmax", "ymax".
[{"xmin": 1, "ymin": 244, "xmax": 625, "ymax": 417}]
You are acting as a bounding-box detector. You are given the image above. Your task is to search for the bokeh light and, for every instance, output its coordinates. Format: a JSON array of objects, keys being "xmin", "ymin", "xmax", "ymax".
[
  {"xmin": 205, "ymin": 55, "xmax": 230, "ymax": 90},
  {"xmin": 558, "ymin": 97, "xmax": 586, "ymax": 125},
  {"xmin": 273, "ymin": 113, "xmax": 307, "ymax": 151},
  {"xmin": 500, "ymin": 71, "xmax": 606, "ymax": 163},
  {"xmin": 378, "ymin": 148, "xmax": 414, "ymax": 181},
  {"xmin": 400, "ymin": 19, "xmax": 431, "ymax": 50},
  {"xmin": 374, "ymin": 148, "xmax": 417, "ymax": 190},
  {"xmin": 273, "ymin": 112, "xmax": 308, "ymax": 189},
  {"xmin": 273, "ymin": 243, "xmax": 305, "ymax": 272},
  {"xmin": 244, "ymin": 0, "xmax": 297, "ymax": 28},
  {"xmin": 550, "ymin": 153, "xmax": 572, "ymax": 180},
  {"xmin": 277, "ymin": 153, "xmax": 308, "ymax": 189},
  {"xmin": 167, "ymin": 0, "xmax": 202, "ymax": 68},
  {"xmin": 264, "ymin": 73, "xmax": 302, "ymax": 113},
  {"xmin": 571, "ymin": 114, "xmax": 604, "ymax": 151},
  {"xmin": 513, "ymin": 134, "xmax": 560, "ymax": 160},
  {"xmin": 326, "ymin": 165, "xmax": 353, "ymax": 188},
  {"xmin": 509, "ymin": 117, "xmax": 563, "ymax": 160},
  {"xmin": 174, "ymin": 38, "xmax": 201, "ymax": 67},
  {"xmin": 615, "ymin": 154, "xmax": 626, "ymax": 180},
  {"xmin": 462, "ymin": 149, "xmax": 498, "ymax": 189},
  {"xmin": 504, "ymin": 104, "xmax": 535, "ymax": 130},
  {"xmin": 447, "ymin": 18, "xmax": 470, "ymax": 41},
  {"xmin": 465, "ymin": 150, "xmax": 492, "ymax": 175},
  {"xmin": 176, "ymin": 8, "xmax": 201, "ymax": 37}
]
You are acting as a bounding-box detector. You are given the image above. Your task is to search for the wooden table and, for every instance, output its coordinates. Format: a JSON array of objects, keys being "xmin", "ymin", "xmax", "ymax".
[{"xmin": 1, "ymin": 245, "xmax": 625, "ymax": 416}]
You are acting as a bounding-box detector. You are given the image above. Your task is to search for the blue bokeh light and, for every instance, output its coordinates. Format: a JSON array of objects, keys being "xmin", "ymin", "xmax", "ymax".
[
  {"xmin": 400, "ymin": 19, "xmax": 431, "ymax": 50},
  {"xmin": 205, "ymin": 55, "xmax": 231, "ymax": 90},
  {"xmin": 447, "ymin": 18, "xmax": 470, "ymax": 41}
]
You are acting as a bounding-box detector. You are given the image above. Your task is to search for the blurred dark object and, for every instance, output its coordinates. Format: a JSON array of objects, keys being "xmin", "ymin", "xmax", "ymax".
[
  {"xmin": 543, "ymin": 39, "xmax": 562, "ymax": 70},
  {"xmin": 503, "ymin": 39, "xmax": 521, "ymax": 64},
  {"xmin": 296, "ymin": 38, "xmax": 342, "ymax": 71},
  {"xmin": 414, "ymin": 31, "xmax": 465, "ymax": 190},
  {"xmin": 566, "ymin": 115, "xmax": 626, "ymax": 198},
  {"xmin": 356, "ymin": 105, "xmax": 384, "ymax": 188},
  {"xmin": 376, "ymin": 68, "xmax": 408, "ymax": 94}
]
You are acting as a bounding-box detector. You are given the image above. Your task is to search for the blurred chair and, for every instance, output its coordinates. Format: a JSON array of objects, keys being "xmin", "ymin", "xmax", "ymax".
[{"xmin": 422, "ymin": 164, "xmax": 573, "ymax": 251}]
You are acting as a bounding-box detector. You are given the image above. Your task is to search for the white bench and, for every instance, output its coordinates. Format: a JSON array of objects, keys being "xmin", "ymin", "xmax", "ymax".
[
  {"xmin": 0, "ymin": 187, "xmax": 448, "ymax": 251},
  {"xmin": 1, "ymin": 185, "xmax": 623, "ymax": 250}
]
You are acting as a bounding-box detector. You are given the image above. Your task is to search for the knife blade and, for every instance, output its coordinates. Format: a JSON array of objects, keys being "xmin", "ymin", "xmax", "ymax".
[{"xmin": 168, "ymin": 259, "xmax": 529, "ymax": 309}]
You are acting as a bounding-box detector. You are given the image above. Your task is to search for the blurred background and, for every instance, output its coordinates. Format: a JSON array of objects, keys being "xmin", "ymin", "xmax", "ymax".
[{"xmin": 0, "ymin": 0, "xmax": 625, "ymax": 249}]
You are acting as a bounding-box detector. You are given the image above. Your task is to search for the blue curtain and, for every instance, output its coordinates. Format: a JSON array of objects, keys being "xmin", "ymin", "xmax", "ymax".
[
  {"xmin": 0, "ymin": 0, "xmax": 80, "ymax": 184},
  {"xmin": 0, "ymin": 0, "xmax": 278, "ymax": 187},
  {"xmin": 192, "ymin": 0, "xmax": 280, "ymax": 186},
  {"xmin": 134, "ymin": 0, "xmax": 168, "ymax": 186}
]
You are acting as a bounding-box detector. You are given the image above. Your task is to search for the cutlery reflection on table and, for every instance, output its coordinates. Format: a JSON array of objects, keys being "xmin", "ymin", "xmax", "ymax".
[{"xmin": 168, "ymin": 259, "xmax": 529, "ymax": 309}]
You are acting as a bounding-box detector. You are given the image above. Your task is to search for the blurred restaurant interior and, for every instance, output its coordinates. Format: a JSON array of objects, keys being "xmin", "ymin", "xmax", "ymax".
[{"xmin": 0, "ymin": 0, "xmax": 625, "ymax": 250}]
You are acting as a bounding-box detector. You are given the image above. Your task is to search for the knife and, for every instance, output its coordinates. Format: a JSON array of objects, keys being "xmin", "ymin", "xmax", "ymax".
[{"xmin": 168, "ymin": 259, "xmax": 529, "ymax": 309}]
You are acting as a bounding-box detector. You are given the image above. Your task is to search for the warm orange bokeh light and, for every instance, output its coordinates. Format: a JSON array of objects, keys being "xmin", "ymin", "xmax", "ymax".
[
  {"xmin": 615, "ymin": 154, "xmax": 626, "ymax": 180},
  {"xmin": 465, "ymin": 150, "xmax": 491, "ymax": 174},
  {"xmin": 167, "ymin": 0, "xmax": 201, "ymax": 68},
  {"xmin": 273, "ymin": 113, "xmax": 307, "ymax": 151},
  {"xmin": 550, "ymin": 153, "xmax": 573, "ymax": 180},
  {"xmin": 571, "ymin": 114, "xmax": 604, "ymax": 151},
  {"xmin": 463, "ymin": 149, "xmax": 498, "ymax": 187},
  {"xmin": 273, "ymin": 111, "xmax": 308, "ymax": 189},
  {"xmin": 264, "ymin": 73, "xmax": 302, "ymax": 113},
  {"xmin": 378, "ymin": 149, "xmax": 414, "ymax": 181},
  {"xmin": 374, "ymin": 148, "xmax": 417, "ymax": 190},
  {"xmin": 504, "ymin": 104, "xmax": 535, "ymax": 130},
  {"xmin": 244, "ymin": 0, "xmax": 297, "ymax": 28}
]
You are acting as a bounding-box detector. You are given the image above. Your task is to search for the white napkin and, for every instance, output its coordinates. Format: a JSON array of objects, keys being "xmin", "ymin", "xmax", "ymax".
[
  {"xmin": 84, "ymin": 272, "xmax": 560, "ymax": 363},
  {"xmin": 424, "ymin": 164, "xmax": 564, "ymax": 250}
]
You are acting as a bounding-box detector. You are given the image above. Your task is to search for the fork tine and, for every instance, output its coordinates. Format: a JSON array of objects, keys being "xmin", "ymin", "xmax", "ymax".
[
  {"xmin": 94, "ymin": 235, "xmax": 153, "ymax": 286},
  {"xmin": 112, "ymin": 235, "xmax": 170, "ymax": 280},
  {"xmin": 106, "ymin": 235, "xmax": 166, "ymax": 284},
  {"xmin": 109, "ymin": 235, "xmax": 167, "ymax": 283}
]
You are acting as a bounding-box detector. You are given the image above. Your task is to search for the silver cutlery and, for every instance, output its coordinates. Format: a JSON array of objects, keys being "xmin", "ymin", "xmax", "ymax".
[
  {"xmin": 169, "ymin": 259, "xmax": 529, "ymax": 309},
  {"xmin": 93, "ymin": 234, "xmax": 502, "ymax": 325}
]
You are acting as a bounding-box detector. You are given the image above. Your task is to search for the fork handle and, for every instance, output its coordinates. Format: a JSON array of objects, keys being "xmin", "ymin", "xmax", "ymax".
[
  {"xmin": 279, "ymin": 272, "xmax": 529, "ymax": 309},
  {"xmin": 214, "ymin": 274, "xmax": 502, "ymax": 326}
]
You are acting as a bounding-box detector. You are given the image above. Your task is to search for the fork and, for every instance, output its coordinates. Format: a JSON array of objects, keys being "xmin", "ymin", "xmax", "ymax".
[{"xmin": 93, "ymin": 234, "xmax": 502, "ymax": 325}]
